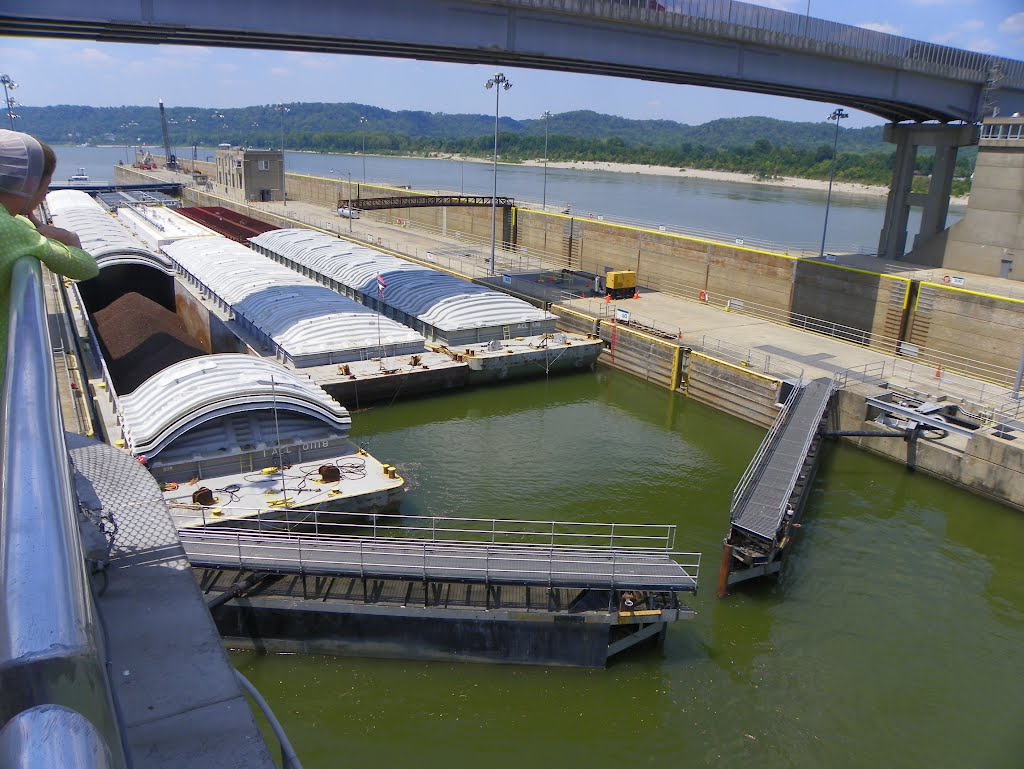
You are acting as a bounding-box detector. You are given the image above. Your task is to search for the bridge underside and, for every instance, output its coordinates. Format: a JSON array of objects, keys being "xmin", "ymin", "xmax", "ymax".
[{"xmin": 4, "ymin": 0, "xmax": 1021, "ymax": 122}]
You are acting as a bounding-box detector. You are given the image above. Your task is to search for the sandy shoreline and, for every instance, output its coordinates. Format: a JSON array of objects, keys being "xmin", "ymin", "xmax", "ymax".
[
  {"xmin": 513, "ymin": 158, "xmax": 969, "ymax": 205},
  {"xmin": 431, "ymin": 153, "xmax": 966, "ymax": 206}
]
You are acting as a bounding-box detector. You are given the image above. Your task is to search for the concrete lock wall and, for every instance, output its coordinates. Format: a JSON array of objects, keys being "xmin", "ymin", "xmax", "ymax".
[
  {"xmin": 904, "ymin": 283, "xmax": 1024, "ymax": 376},
  {"xmin": 599, "ymin": 322, "xmax": 679, "ymax": 391},
  {"xmin": 792, "ymin": 262, "xmax": 910, "ymax": 345},
  {"xmin": 685, "ymin": 354, "xmax": 782, "ymax": 428},
  {"xmin": 832, "ymin": 387, "xmax": 1024, "ymax": 512},
  {"xmin": 706, "ymin": 244, "xmax": 793, "ymax": 313}
]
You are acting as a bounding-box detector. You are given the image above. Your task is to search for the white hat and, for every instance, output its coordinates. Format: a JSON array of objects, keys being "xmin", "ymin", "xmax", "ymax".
[{"xmin": 0, "ymin": 129, "xmax": 45, "ymax": 199}]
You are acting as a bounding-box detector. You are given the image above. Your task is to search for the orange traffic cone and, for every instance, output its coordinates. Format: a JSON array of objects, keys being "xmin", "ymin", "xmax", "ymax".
[
  {"xmin": 605, "ymin": 293, "xmax": 611, "ymax": 305},
  {"xmin": 633, "ymin": 288, "xmax": 640, "ymax": 300},
  {"xmin": 935, "ymin": 364, "xmax": 943, "ymax": 379}
]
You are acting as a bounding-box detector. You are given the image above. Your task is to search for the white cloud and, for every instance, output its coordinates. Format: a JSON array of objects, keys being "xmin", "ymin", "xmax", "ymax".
[
  {"xmin": 1000, "ymin": 12, "xmax": 1024, "ymax": 37},
  {"xmin": 858, "ymin": 22, "xmax": 902, "ymax": 35},
  {"xmin": 0, "ymin": 47, "xmax": 40, "ymax": 67},
  {"xmin": 966, "ymin": 37, "xmax": 998, "ymax": 53},
  {"xmin": 930, "ymin": 19, "xmax": 989, "ymax": 47},
  {"xmin": 743, "ymin": 0, "xmax": 798, "ymax": 10},
  {"xmin": 270, "ymin": 67, "xmax": 290, "ymax": 77},
  {"xmin": 73, "ymin": 47, "xmax": 116, "ymax": 66}
]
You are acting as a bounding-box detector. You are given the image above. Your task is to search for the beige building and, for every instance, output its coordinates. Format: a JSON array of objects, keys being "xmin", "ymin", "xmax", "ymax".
[
  {"xmin": 934, "ymin": 115, "xmax": 1023, "ymax": 280},
  {"xmin": 214, "ymin": 148, "xmax": 285, "ymax": 203}
]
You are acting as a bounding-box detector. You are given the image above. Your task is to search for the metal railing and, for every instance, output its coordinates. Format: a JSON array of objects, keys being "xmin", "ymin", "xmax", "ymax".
[
  {"xmin": 535, "ymin": 0, "xmax": 1024, "ymax": 87},
  {"xmin": 730, "ymin": 383, "xmax": 801, "ymax": 516},
  {"xmin": 172, "ymin": 509, "xmax": 678, "ymax": 550},
  {"xmin": 179, "ymin": 526, "xmax": 701, "ymax": 591},
  {"xmin": 687, "ymin": 333, "xmax": 804, "ymax": 382},
  {"xmin": 0, "ymin": 259, "xmax": 127, "ymax": 769}
]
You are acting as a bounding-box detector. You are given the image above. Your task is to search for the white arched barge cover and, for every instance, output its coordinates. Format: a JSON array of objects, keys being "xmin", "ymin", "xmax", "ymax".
[
  {"xmin": 45, "ymin": 189, "xmax": 174, "ymax": 272},
  {"xmin": 249, "ymin": 229, "xmax": 554, "ymax": 332},
  {"xmin": 117, "ymin": 354, "xmax": 351, "ymax": 457},
  {"xmin": 164, "ymin": 236, "xmax": 425, "ymax": 364}
]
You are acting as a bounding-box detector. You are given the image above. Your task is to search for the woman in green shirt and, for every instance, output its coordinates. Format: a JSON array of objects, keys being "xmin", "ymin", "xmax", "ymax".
[{"xmin": 0, "ymin": 129, "xmax": 99, "ymax": 377}]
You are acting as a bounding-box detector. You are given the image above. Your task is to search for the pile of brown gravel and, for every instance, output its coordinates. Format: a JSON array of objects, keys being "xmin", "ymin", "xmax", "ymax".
[{"xmin": 93, "ymin": 292, "xmax": 206, "ymax": 394}]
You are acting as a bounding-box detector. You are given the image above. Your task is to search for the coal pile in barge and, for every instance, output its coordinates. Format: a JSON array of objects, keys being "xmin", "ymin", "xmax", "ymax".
[{"xmin": 93, "ymin": 291, "xmax": 206, "ymax": 393}]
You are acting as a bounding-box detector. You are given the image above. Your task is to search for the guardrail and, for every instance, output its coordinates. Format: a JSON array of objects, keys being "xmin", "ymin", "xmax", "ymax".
[
  {"xmin": 540, "ymin": 0, "xmax": 1023, "ymax": 87},
  {"xmin": 171, "ymin": 509, "xmax": 678, "ymax": 550},
  {"xmin": 178, "ymin": 527, "xmax": 702, "ymax": 591},
  {"xmin": 730, "ymin": 383, "xmax": 801, "ymax": 516},
  {"xmin": 0, "ymin": 259, "xmax": 126, "ymax": 769}
]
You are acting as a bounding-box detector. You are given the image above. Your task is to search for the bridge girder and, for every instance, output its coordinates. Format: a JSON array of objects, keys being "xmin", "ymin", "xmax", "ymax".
[{"xmin": 3, "ymin": 0, "xmax": 1023, "ymax": 122}]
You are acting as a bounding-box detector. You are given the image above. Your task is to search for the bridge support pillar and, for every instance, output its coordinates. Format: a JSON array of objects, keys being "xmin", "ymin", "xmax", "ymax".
[{"xmin": 876, "ymin": 124, "xmax": 978, "ymax": 261}]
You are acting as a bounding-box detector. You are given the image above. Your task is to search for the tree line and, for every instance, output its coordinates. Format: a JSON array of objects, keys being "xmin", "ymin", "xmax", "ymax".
[{"xmin": 18, "ymin": 103, "xmax": 975, "ymax": 195}]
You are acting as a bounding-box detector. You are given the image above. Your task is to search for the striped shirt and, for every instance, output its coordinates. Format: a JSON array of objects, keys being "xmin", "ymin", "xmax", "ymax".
[{"xmin": 0, "ymin": 205, "xmax": 98, "ymax": 379}]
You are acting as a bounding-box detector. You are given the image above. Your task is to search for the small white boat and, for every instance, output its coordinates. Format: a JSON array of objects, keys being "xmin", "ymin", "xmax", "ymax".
[{"xmin": 68, "ymin": 168, "xmax": 90, "ymax": 183}]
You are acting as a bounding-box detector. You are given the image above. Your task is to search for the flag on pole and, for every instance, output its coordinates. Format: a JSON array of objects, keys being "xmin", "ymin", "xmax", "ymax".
[{"xmin": 376, "ymin": 273, "xmax": 387, "ymax": 298}]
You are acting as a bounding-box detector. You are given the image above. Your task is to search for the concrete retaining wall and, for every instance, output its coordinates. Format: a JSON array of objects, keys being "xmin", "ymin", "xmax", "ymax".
[
  {"xmin": 599, "ymin": 322, "xmax": 679, "ymax": 390},
  {"xmin": 904, "ymin": 282, "xmax": 1024, "ymax": 379},
  {"xmin": 832, "ymin": 387, "xmax": 1024, "ymax": 511},
  {"xmin": 685, "ymin": 354, "xmax": 782, "ymax": 428}
]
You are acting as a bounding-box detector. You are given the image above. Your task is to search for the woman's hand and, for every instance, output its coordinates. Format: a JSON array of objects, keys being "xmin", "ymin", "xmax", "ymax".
[{"xmin": 36, "ymin": 223, "xmax": 83, "ymax": 249}]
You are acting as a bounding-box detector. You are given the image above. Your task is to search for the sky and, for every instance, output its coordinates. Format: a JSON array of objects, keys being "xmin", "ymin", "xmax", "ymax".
[{"xmin": 1, "ymin": 0, "xmax": 1023, "ymax": 129}]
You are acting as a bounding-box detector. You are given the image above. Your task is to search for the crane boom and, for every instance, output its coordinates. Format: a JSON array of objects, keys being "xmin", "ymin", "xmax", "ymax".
[{"xmin": 159, "ymin": 99, "xmax": 176, "ymax": 170}]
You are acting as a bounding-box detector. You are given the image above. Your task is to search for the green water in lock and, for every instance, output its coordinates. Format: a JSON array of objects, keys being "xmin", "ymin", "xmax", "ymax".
[{"xmin": 232, "ymin": 369, "xmax": 1024, "ymax": 769}]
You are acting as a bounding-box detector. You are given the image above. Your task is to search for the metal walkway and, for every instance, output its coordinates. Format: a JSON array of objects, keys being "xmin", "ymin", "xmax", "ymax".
[
  {"xmin": 179, "ymin": 529, "xmax": 700, "ymax": 593},
  {"xmin": 719, "ymin": 377, "xmax": 835, "ymax": 593}
]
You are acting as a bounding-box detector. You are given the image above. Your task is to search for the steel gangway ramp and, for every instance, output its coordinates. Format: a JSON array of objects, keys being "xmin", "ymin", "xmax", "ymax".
[
  {"xmin": 718, "ymin": 377, "xmax": 836, "ymax": 593},
  {"xmin": 178, "ymin": 528, "xmax": 700, "ymax": 593}
]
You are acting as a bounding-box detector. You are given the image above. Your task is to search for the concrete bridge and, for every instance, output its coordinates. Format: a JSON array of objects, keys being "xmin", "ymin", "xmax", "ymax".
[
  {"xmin": 4, "ymin": 0, "xmax": 1023, "ymax": 122},
  {"xmin": 6, "ymin": 0, "xmax": 1023, "ymax": 257}
]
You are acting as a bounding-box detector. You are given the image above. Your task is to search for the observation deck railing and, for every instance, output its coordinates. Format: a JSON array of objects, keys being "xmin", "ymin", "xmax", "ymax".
[{"xmin": 0, "ymin": 259, "xmax": 126, "ymax": 769}]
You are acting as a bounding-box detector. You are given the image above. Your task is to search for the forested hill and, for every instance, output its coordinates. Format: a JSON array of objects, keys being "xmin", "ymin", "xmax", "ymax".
[
  {"xmin": 21, "ymin": 102, "xmax": 888, "ymax": 152},
  {"xmin": 20, "ymin": 102, "xmax": 976, "ymax": 192}
]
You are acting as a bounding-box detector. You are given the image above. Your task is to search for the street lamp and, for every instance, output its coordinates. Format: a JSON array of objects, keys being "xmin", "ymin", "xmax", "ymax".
[
  {"xmin": 819, "ymin": 107, "xmax": 849, "ymax": 258},
  {"xmin": 359, "ymin": 115, "xmax": 368, "ymax": 181},
  {"xmin": 1, "ymin": 75, "xmax": 17, "ymax": 130},
  {"xmin": 541, "ymin": 110, "xmax": 552, "ymax": 211},
  {"xmin": 277, "ymin": 104, "xmax": 290, "ymax": 205},
  {"xmin": 485, "ymin": 72, "xmax": 512, "ymax": 275},
  {"xmin": 277, "ymin": 104, "xmax": 290, "ymax": 152},
  {"xmin": 184, "ymin": 115, "xmax": 197, "ymax": 166}
]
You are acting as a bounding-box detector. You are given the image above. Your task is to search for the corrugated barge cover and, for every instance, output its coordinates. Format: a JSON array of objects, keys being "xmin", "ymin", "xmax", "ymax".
[
  {"xmin": 118, "ymin": 354, "xmax": 351, "ymax": 456},
  {"xmin": 249, "ymin": 229, "xmax": 553, "ymax": 332},
  {"xmin": 163, "ymin": 237, "xmax": 425, "ymax": 365},
  {"xmin": 45, "ymin": 189, "xmax": 173, "ymax": 272}
]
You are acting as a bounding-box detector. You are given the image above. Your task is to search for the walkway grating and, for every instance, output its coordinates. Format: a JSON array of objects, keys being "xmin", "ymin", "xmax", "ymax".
[{"xmin": 730, "ymin": 377, "xmax": 835, "ymax": 543}]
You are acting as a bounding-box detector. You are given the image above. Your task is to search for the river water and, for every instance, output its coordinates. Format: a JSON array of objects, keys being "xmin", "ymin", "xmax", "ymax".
[
  {"xmin": 229, "ymin": 372, "xmax": 1022, "ymax": 769},
  {"xmin": 53, "ymin": 145, "xmax": 962, "ymax": 254},
  {"xmin": 54, "ymin": 146, "xmax": 1016, "ymax": 767}
]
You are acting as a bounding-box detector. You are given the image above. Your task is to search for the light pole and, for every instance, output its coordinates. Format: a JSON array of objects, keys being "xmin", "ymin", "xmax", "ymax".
[
  {"xmin": 277, "ymin": 104, "xmax": 290, "ymax": 152},
  {"xmin": 485, "ymin": 72, "xmax": 511, "ymax": 275},
  {"xmin": 278, "ymin": 104, "xmax": 290, "ymax": 205},
  {"xmin": 359, "ymin": 115, "xmax": 368, "ymax": 181},
  {"xmin": 819, "ymin": 107, "xmax": 849, "ymax": 258},
  {"xmin": 541, "ymin": 110, "xmax": 552, "ymax": 211},
  {"xmin": 0, "ymin": 75, "xmax": 16, "ymax": 130},
  {"xmin": 184, "ymin": 115, "xmax": 196, "ymax": 167}
]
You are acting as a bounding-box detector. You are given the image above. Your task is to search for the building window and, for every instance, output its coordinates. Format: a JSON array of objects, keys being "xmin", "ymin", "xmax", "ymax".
[{"xmin": 257, "ymin": 160, "xmax": 270, "ymax": 171}]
